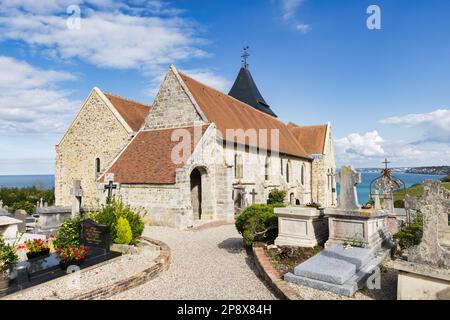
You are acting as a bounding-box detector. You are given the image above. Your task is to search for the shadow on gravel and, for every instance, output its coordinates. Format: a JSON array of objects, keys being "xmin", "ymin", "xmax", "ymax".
[{"xmin": 217, "ymin": 238, "xmax": 245, "ymax": 254}]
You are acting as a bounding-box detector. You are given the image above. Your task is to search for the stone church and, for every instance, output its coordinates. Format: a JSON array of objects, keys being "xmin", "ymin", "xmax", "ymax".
[{"xmin": 55, "ymin": 64, "xmax": 336, "ymax": 228}]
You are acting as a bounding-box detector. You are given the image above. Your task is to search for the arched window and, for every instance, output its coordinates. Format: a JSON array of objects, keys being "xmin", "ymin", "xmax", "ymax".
[
  {"xmin": 265, "ymin": 157, "xmax": 270, "ymax": 181},
  {"xmin": 280, "ymin": 157, "xmax": 283, "ymax": 175},
  {"xmin": 234, "ymin": 154, "xmax": 243, "ymax": 179},
  {"xmin": 286, "ymin": 160, "xmax": 291, "ymax": 183},
  {"xmin": 301, "ymin": 164, "xmax": 305, "ymax": 185},
  {"xmin": 95, "ymin": 158, "xmax": 101, "ymax": 176}
]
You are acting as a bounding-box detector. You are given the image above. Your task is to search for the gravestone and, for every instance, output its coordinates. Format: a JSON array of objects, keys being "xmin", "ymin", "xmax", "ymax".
[
  {"xmin": 13, "ymin": 210, "xmax": 27, "ymax": 233},
  {"xmin": 336, "ymin": 166, "xmax": 361, "ymax": 211},
  {"xmin": 393, "ymin": 181, "xmax": 450, "ymax": 300},
  {"xmin": 80, "ymin": 218, "xmax": 110, "ymax": 253}
]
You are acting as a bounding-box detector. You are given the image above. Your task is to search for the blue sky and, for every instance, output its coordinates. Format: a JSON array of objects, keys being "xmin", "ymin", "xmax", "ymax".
[{"xmin": 0, "ymin": 0, "xmax": 449, "ymax": 174}]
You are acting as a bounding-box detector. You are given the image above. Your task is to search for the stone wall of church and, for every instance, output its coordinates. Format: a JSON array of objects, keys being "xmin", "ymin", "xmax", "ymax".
[
  {"xmin": 311, "ymin": 124, "xmax": 337, "ymax": 207},
  {"xmin": 144, "ymin": 68, "xmax": 205, "ymax": 130},
  {"xmin": 55, "ymin": 91, "xmax": 131, "ymax": 207},
  {"xmin": 223, "ymin": 142, "xmax": 313, "ymax": 208}
]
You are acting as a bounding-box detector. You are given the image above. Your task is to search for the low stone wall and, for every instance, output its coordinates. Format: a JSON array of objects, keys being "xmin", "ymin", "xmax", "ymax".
[
  {"xmin": 70, "ymin": 237, "xmax": 171, "ymax": 300},
  {"xmin": 251, "ymin": 244, "xmax": 301, "ymax": 300}
]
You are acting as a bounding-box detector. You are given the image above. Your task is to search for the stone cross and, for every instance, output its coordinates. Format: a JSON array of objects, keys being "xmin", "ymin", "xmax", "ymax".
[
  {"xmin": 104, "ymin": 180, "xmax": 117, "ymax": 199},
  {"xmin": 336, "ymin": 166, "xmax": 361, "ymax": 211},
  {"xmin": 71, "ymin": 180, "xmax": 83, "ymax": 218},
  {"xmin": 250, "ymin": 188, "xmax": 258, "ymax": 205}
]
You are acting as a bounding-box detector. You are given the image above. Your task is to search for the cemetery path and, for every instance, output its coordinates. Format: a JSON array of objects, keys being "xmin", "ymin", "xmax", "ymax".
[{"xmin": 111, "ymin": 223, "xmax": 277, "ymax": 300}]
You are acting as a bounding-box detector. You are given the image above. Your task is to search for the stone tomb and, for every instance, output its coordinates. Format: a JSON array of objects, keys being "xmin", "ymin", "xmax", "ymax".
[
  {"xmin": 274, "ymin": 206, "xmax": 328, "ymax": 247},
  {"xmin": 0, "ymin": 216, "xmax": 22, "ymax": 241},
  {"xmin": 284, "ymin": 245, "xmax": 385, "ymax": 296},
  {"xmin": 324, "ymin": 166, "xmax": 391, "ymax": 252}
]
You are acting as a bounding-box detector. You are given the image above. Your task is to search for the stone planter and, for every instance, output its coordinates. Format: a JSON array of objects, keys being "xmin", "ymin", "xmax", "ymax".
[
  {"xmin": 324, "ymin": 208, "xmax": 391, "ymax": 252},
  {"xmin": 274, "ymin": 206, "xmax": 328, "ymax": 247},
  {"xmin": 26, "ymin": 248, "xmax": 50, "ymax": 260},
  {"xmin": 0, "ymin": 271, "xmax": 9, "ymax": 295}
]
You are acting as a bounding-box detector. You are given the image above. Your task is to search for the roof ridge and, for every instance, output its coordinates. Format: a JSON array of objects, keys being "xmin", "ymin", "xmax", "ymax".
[
  {"xmin": 141, "ymin": 124, "xmax": 208, "ymax": 133},
  {"xmin": 103, "ymin": 91, "xmax": 151, "ymax": 107},
  {"xmin": 293, "ymin": 124, "xmax": 328, "ymax": 129}
]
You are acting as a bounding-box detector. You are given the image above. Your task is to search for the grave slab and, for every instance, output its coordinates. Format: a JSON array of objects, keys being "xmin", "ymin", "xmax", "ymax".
[{"xmin": 285, "ymin": 245, "xmax": 386, "ymax": 296}]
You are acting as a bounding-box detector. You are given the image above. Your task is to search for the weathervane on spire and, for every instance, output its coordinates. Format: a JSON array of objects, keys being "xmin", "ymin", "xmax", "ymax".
[{"xmin": 241, "ymin": 45, "xmax": 250, "ymax": 69}]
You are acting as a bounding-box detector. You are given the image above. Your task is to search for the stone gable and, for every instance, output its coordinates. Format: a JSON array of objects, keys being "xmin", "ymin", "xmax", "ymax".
[
  {"xmin": 55, "ymin": 90, "xmax": 132, "ymax": 206},
  {"xmin": 144, "ymin": 67, "xmax": 206, "ymax": 130}
]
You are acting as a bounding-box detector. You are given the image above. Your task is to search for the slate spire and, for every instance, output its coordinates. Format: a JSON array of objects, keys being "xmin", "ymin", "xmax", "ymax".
[{"xmin": 228, "ymin": 47, "xmax": 277, "ymax": 117}]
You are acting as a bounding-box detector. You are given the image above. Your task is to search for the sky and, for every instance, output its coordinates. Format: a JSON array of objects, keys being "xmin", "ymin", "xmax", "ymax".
[{"xmin": 0, "ymin": 0, "xmax": 449, "ymax": 174}]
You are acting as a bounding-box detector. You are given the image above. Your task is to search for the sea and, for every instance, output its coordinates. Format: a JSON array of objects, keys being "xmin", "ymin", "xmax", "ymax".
[{"xmin": 0, "ymin": 173, "xmax": 445, "ymax": 203}]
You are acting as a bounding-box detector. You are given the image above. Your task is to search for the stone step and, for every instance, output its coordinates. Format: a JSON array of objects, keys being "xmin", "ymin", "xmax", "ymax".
[
  {"xmin": 293, "ymin": 245, "xmax": 375, "ymax": 285},
  {"xmin": 285, "ymin": 254, "xmax": 384, "ymax": 297}
]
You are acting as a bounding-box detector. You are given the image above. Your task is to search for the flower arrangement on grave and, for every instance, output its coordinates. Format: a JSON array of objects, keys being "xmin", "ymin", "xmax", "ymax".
[
  {"xmin": 21, "ymin": 238, "xmax": 51, "ymax": 260},
  {"xmin": 56, "ymin": 244, "xmax": 89, "ymax": 269},
  {"xmin": 0, "ymin": 236, "xmax": 19, "ymax": 293}
]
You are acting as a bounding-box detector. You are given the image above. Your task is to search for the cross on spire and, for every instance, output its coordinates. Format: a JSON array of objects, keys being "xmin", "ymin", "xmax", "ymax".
[{"xmin": 241, "ymin": 45, "xmax": 250, "ymax": 69}]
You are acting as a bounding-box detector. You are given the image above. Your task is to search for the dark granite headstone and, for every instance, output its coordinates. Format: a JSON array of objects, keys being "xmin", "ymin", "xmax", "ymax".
[{"xmin": 79, "ymin": 219, "xmax": 110, "ymax": 253}]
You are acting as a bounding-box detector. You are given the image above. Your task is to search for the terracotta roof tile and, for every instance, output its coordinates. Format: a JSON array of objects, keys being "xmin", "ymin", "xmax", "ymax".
[
  {"xmin": 289, "ymin": 124, "xmax": 328, "ymax": 155},
  {"xmin": 103, "ymin": 125, "xmax": 208, "ymax": 184},
  {"xmin": 103, "ymin": 93, "xmax": 150, "ymax": 132},
  {"xmin": 178, "ymin": 73, "xmax": 310, "ymax": 159}
]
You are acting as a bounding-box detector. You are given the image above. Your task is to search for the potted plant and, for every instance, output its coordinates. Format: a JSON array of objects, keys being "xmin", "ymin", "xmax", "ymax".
[
  {"xmin": 22, "ymin": 238, "xmax": 51, "ymax": 260},
  {"xmin": 56, "ymin": 245, "xmax": 89, "ymax": 270},
  {"xmin": 0, "ymin": 237, "xmax": 19, "ymax": 295}
]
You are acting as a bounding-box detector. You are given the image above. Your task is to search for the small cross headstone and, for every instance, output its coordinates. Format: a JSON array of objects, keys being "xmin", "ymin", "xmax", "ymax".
[
  {"xmin": 250, "ymin": 188, "xmax": 258, "ymax": 205},
  {"xmin": 71, "ymin": 180, "xmax": 82, "ymax": 217},
  {"xmin": 336, "ymin": 166, "xmax": 361, "ymax": 211},
  {"xmin": 104, "ymin": 180, "xmax": 117, "ymax": 200}
]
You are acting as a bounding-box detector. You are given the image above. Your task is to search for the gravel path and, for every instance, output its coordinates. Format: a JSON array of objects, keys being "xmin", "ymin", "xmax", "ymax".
[{"xmin": 111, "ymin": 224, "xmax": 277, "ymax": 300}]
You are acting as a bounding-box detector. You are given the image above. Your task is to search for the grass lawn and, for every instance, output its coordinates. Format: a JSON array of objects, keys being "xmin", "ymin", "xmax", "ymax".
[{"xmin": 394, "ymin": 182, "xmax": 450, "ymax": 202}]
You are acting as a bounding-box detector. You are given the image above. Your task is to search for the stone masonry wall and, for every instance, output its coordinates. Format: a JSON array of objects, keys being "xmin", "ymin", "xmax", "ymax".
[
  {"xmin": 55, "ymin": 90, "xmax": 131, "ymax": 206},
  {"xmin": 144, "ymin": 68, "xmax": 206, "ymax": 130}
]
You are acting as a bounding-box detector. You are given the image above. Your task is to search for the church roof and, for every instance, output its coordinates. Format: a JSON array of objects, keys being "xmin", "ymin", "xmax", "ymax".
[
  {"xmin": 228, "ymin": 67, "xmax": 277, "ymax": 118},
  {"xmin": 288, "ymin": 122, "xmax": 328, "ymax": 155},
  {"xmin": 103, "ymin": 93, "xmax": 151, "ymax": 132},
  {"xmin": 100, "ymin": 125, "xmax": 208, "ymax": 184},
  {"xmin": 178, "ymin": 72, "xmax": 310, "ymax": 159}
]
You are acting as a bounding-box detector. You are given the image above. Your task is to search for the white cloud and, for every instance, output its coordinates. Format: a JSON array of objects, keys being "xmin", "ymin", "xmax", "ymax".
[
  {"xmin": 335, "ymin": 131, "xmax": 385, "ymax": 158},
  {"xmin": 276, "ymin": 0, "xmax": 310, "ymax": 33},
  {"xmin": 296, "ymin": 23, "xmax": 312, "ymax": 33},
  {"xmin": 0, "ymin": 56, "xmax": 79, "ymax": 133},
  {"xmin": 180, "ymin": 68, "xmax": 232, "ymax": 93},
  {"xmin": 380, "ymin": 109, "xmax": 450, "ymax": 143},
  {"xmin": 0, "ymin": 2, "xmax": 207, "ymax": 73},
  {"xmin": 335, "ymin": 130, "xmax": 450, "ymax": 167}
]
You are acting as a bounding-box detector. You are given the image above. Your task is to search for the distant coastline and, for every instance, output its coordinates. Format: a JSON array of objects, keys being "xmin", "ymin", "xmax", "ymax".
[
  {"xmin": 0, "ymin": 174, "xmax": 54, "ymax": 189},
  {"xmin": 357, "ymin": 165, "xmax": 450, "ymax": 176}
]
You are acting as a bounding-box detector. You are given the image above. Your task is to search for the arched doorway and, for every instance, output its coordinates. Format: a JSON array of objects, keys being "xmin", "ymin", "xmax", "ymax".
[{"xmin": 190, "ymin": 168, "xmax": 203, "ymax": 220}]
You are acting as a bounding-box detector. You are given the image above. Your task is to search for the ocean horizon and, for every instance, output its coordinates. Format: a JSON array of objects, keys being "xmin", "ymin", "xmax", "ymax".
[{"xmin": 0, "ymin": 172, "xmax": 444, "ymax": 204}]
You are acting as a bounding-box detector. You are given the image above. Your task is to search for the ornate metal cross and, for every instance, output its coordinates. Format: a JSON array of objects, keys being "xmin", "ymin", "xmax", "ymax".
[
  {"xmin": 382, "ymin": 158, "xmax": 391, "ymax": 169},
  {"xmin": 241, "ymin": 45, "xmax": 250, "ymax": 69}
]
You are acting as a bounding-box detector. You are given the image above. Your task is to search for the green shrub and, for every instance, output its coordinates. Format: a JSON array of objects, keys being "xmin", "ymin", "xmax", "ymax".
[
  {"xmin": 53, "ymin": 215, "xmax": 82, "ymax": 249},
  {"xmin": 441, "ymin": 175, "xmax": 450, "ymax": 183},
  {"xmin": 94, "ymin": 198, "xmax": 144, "ymax": 245},
  {"xmin": 235, "ymin": 204, "xmax": 279, "ymax": 246},
  {"xmin": 10, "ymin": 200, "xmax": 35, "ymax": 215},
  {"xmin": 0, "ymin": 236, "xmax": 19, "ymax": 272},
  {"xmin": 394, "ymin": 200, "xmax": 405, "ymax": 208},
  {"xmin": 267, "ymin": 189, "xmax": 286, "ymax": 205},
  {"xmin": 115, "ymin": 217, "xmax": 133, "ymax": 245},
  {"xmin": 393, "ymin": 213, "xmax": 424, "ymax": 251}
]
